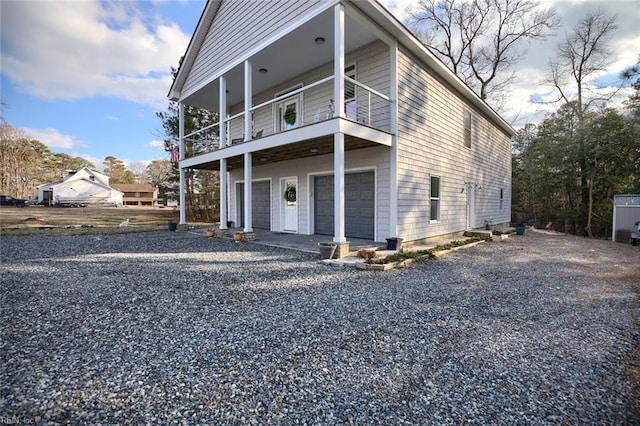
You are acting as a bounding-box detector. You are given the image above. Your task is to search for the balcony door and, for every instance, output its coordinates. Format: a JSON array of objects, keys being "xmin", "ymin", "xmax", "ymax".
[{"xmin": 277, "ymin": 97, "xmax": 300, "ymax": 131}]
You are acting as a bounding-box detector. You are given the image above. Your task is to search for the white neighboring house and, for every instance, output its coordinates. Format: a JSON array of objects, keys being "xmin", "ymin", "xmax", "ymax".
[
  {"xmin": 37, "ymin": 168, "xmax": 124, "ymax": 206},
  {"xmin": 168, "ymin": 0, "xmax": 516, "ymax": 256}
]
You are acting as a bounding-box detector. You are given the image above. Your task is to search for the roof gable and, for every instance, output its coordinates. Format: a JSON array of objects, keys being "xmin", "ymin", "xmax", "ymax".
[{"xmin": 170, "ymin": 0, "xmax": 330, "ymax": 100}]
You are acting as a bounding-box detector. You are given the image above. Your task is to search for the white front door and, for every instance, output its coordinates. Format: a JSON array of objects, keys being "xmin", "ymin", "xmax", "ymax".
[
  {"xmin": 277, "ymin": 97, "xmax": 300, "ymax": 131},
  {"xmin": 282, "ymin": 178, "xmax": 298, "ymax": 232},
  {"xmin": 467, "ymin": 185, "xmax": 475, "ymax": 229}
]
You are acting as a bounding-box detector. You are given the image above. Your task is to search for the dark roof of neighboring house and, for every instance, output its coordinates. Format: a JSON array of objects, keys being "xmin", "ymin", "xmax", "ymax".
[{"xmin": 111, "ymin": 184, "xmax": 157, "ymax": 192}]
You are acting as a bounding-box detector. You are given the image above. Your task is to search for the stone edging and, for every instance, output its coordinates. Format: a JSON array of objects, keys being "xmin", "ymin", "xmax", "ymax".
[{"xmin": 354, "ymin": 240, "xmax": 485, "ymax": 271}]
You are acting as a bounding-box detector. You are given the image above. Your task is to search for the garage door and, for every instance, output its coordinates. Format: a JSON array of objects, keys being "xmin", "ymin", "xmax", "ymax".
[
  {"xmin": 238, "ymin": 181, "xmax": 271, "ymax": 229},
  {"xmin": 314, "ymin": 171, "xmax": 374, "ymax": 239}
]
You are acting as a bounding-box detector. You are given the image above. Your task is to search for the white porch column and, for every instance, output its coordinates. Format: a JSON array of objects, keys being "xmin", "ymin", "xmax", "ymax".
[
  {"xmin": 333, "ymin": 132, "xmax": 346, "ymax": 243},
  {"xmin": 219, "ymin": 76, "xmax": 227, "ymax": 149},
  {"xmin": 219, "ymin": 76, "xmax": 228, "ymax": 231},
  {"xmin": 389, "ymin": 42, "xmax": 399, "ymax": 237},
  {"xmin": 243, "ymin": 152, "xmax": 253, "ymax": 233},
  {"xmin": 332, "ymin": 4, "xmax": 346, "ymax": 243},
  {"xmin": 244, "ymin": 60, "xmax": 252, "ymax": 142},
  {"xmin": 334, "ymin": 4, "xmax": 345, "ymax": 119},
  {"xmin": 178, "ymin": 103, "xmax": 186, "ymax": 224},
  {"xmin": 219, "ymin": 158, "xmax": 228, "ymax": 230}
]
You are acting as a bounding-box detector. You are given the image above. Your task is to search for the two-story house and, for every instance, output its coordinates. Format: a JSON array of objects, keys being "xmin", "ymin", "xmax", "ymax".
[
  {"xmin": 169, "ymin": 0, "xmax": 515, "ymax": 257},
  {"xmin": 111, "ymin": 184, "xmax": 160, "ymax": 206}
]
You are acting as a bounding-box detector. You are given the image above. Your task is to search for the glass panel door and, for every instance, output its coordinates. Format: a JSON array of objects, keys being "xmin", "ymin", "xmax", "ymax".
[{"xmin": 277, "ymin": 97, "xmax": 299, "ymax": 131}]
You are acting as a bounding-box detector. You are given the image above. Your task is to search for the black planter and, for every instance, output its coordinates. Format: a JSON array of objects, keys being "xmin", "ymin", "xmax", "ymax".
[
  {"xmin": 386, "ymin": 237, "xmax": 403, "ymax": 250},
  {"xmin": 167, "ymin": 222, "xmax": 178, "ymax": 231}
]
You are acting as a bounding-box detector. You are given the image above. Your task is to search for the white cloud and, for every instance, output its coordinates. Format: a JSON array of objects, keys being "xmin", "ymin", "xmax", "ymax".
[
  {"xmin": 0, "ymin": 1, "xmax": 189, "ymax": 108},
  {"xmin": 149, "ymin": 139, "xmax": 165, "ymax": 149},
  {"xmin": 23, "ymin": 127, "xmax": 85, "ymax": 150}
]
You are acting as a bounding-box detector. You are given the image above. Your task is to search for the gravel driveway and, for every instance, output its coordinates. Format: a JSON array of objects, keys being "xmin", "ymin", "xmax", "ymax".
[{"xmin": 1, "ymin": 230, "xmax": 638, "ymax": 424}]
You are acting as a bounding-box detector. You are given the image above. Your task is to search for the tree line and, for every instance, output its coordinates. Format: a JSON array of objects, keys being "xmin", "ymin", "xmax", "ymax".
[
  {"xmin": 411, "ymin": 1, "xmax": 639, "ymax": 238},
  {"xmin": 512, "ymin": 86, "xmax": 639, "ymax": 238},
  {"xmin": 0, "ymin": 122, "xmax": 177, "ymax": 204}
]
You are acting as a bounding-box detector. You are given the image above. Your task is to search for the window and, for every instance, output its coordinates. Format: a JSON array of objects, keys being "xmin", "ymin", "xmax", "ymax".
[
  {"xmin": 499, "ymin": 188, "xmax": 504, "ymax": 211},
  {"xmin": 430, "ymin": 176, "xmax": 440, "ymax": 221},
  {"xmin": 463, "ymin": 109, "xmax": 472, "ymax": 148}
]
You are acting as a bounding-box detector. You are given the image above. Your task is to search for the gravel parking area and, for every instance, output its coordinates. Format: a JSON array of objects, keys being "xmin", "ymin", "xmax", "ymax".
[{"xmin": 1, "ymin": 230, "xmax": 638, "ymax": 424}]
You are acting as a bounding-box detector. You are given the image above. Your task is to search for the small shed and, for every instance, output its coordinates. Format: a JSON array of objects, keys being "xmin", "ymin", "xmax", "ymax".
[{"xmin": 612, "ymin": 194, "xmax": 640, "ymax": 243}]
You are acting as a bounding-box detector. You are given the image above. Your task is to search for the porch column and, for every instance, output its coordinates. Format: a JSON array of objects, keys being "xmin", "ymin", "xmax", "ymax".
[
  {"xmin": 243, "ymin": 152, "xmax": 253, "ymax": 233},
  {"xmin": 219, "ymin": 76, "xmax": 226, "ymax": 149},
  {"xmin": 219, "ymin": 158, "xmax": 227, "ymax": 231},
  {"xmin": 178, "ymin": 103, "xmax": 186, "ymax": 225},
  {"xmin": 244, "ymin": 60, "xmax": 252, "ymax": 142},
  {"xmin": 334, "ymin": 132, "xmax": 346, "ymax": 243},
  {"xmin": 334, "ymin": 4, "xmax": 345, "ymax": 119}
]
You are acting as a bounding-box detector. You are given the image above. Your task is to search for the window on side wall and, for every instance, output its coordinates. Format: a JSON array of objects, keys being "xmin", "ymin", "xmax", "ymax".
[
  {"xmin": 500, "ymin": 188, "xmax": 504, "ymax": 211},
  {"xmin": 430, "ymin": 176, "xmax": 440, "ymax": 222},
  {"xmin": 464, "ymin": 109, "xmax": 472, "ymax": 148}
]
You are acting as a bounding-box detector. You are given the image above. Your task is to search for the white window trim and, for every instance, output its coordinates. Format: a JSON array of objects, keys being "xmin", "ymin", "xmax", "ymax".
[
  {"xmin": 430, "ymin": 175, "xmax": 441, "ymax": 223},
  {"xmin": 464, "ymin": 109, "xmax": 472, "ymax": 149}
]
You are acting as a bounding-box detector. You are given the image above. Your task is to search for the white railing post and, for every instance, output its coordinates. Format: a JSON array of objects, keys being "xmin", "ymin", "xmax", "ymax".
[
  {"xmin": 368, "ymin": 91, "xmax": 371, "ymax": 126},
  {"xmin": 219, "ymin": 76, "xmax": 226, "ymax": 149},
  {"xmin": 334, "ymin": 4, "xmax": 345, "ymax": 119},
  {"xmin": 244, "ymin": 60, "xmax": 252, "ymax": 142}
]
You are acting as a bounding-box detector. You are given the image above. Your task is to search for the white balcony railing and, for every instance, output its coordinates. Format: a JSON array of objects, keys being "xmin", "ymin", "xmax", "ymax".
[{"xmin": 182, "ymin": 75, "xmax": 390, "ymax": 160}]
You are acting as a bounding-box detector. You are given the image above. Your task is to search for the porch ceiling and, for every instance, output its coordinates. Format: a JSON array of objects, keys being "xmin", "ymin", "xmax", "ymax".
[
  {"xmin": 192, "ymin": 135, "xmax": 382, "ymax": 171},
  {"xmin": 184, "ymin": 7, "xmax": 379, "ymax": 111}
]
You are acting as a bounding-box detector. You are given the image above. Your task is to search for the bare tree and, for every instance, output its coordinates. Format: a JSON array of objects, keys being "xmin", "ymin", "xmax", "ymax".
[
  {"xmin": 545, "ymin": 10, "xmax": 618, "ymax": 237},
  {"xmin": 128, "ymin": 161, "xmax": 149, "ymax": 183},
  {"xmin": 547, "ymin": 10, "xmax": 619, "ymax": 121},
  {"xmin": 409, "ymin": 0, "xmax": 558, "ymax": 108}
]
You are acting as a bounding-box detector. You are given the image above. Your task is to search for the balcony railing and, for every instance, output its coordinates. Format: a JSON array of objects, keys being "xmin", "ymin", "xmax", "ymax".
[{"xmin": 182, "ymin": 75, "xmax": 390, "ymax": 160}]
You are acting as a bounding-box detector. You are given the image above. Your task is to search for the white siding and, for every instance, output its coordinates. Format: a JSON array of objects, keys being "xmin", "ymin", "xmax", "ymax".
[
  {"xmin": 183, "ymin": 0, "xmax": 323, "ymax": 96},
  {"xmin": 396, "ymin": 48, "xmax": 512, "ymax": 241}
]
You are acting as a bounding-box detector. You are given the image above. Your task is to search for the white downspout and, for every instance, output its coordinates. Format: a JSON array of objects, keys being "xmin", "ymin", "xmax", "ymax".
[{"xmin": 389, "ymin": 42, "xmax": 399, "ymax": 239}]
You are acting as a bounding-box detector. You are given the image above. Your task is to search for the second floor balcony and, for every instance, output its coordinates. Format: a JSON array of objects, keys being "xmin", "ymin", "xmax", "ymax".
[
  {"xmin": 183, "ymin": 74, "xmax": 391, "ymax": 159},
  {"xmin": 173, "ymin": 3, "xmax": 396, "ymax": 163}
]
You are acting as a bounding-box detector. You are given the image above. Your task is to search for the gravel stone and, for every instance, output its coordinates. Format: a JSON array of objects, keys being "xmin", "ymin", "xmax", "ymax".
[{"xmin": 1, "ymin": 230, "xmax": 638, "ymax": 424}]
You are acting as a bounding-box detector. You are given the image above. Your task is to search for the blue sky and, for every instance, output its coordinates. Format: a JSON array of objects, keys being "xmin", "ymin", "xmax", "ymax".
[{"xmin": 1, "ymin": 0, "xmax": 638, "ymax": 172}]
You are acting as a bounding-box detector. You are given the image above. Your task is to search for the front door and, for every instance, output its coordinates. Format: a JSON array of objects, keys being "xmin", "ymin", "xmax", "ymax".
[{"xmin": 282, "ymin": 178, "xmax": 298, "ymax": 232}]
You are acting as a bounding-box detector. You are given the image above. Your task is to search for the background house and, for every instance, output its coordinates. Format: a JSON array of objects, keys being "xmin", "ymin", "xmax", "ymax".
[
  {"xmin": 37, "ymin": 168, "xmax": 123, "ymax": 206},
  {"xmin": 111, "ymin": 183, "xmax": 159, "ymax": 206},
  {"xmin": 168, "ymin": 0, "xmax": 515, "ymax": 255}
]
